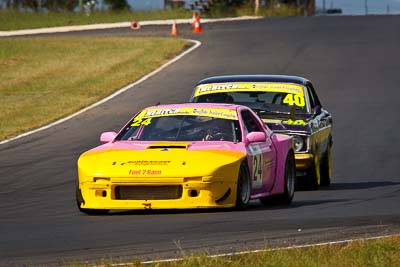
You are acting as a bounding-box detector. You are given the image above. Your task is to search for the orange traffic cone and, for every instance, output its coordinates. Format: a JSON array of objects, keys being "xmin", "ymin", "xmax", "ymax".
[
  {"xmin": 171, "ymin": 20, "xmax": 179, "ymax": 36},
  {"xmin": 193, "ymin": 15, "xmax": 202, "ymax": 33}
]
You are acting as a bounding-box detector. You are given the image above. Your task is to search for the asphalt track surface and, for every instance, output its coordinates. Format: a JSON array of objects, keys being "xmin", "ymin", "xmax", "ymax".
[{"xmin": 1, "ymin": 15, "xmax": 400, "ymax": 265}]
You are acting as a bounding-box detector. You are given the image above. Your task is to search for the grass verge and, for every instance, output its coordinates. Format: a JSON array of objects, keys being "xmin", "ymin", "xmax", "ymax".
[
  {"xmin": 0, "ymin": 37, "xmax": 190, "ymax": 141},
  {"xmin": 0, "ymin": 9, "xmax": 193, "ymax": 31},
  {"xmin": 70, "ymin": 235, "xmax": 400, "ymax": 266},
  {"xmin": 0, "ymin": 3, "xmax": 303, "ymax": 32}
]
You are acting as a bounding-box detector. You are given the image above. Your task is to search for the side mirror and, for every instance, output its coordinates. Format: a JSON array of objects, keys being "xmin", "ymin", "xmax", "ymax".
[
  {"xmin": 313, "ymin": 105, "xmax": 322, "ymax": 115},
  {"xmin": 100, "ymin": 132, "xmax": 117, "ymax": 143},
  {"xmin": 246, "ymin": 131, "xmax": 267, "ymax": 143}
]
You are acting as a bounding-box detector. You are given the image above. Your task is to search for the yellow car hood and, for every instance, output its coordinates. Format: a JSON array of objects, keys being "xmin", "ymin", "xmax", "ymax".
[{"xmin": 78, "ymin": 142, "xmax": 245, "ymax": 179}]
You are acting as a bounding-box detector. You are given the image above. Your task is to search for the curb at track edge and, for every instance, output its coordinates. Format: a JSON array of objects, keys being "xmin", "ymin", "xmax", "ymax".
[
  {"xmin": 0, "ymin": 39, "xmax": 202, "ymax": 146},
  {"xmin": 0, "ymin": 16, "xmax": 261, "ymax": 37}
]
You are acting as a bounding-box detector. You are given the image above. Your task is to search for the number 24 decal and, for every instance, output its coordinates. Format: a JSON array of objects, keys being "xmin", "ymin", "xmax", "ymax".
[
  {"xmin": 253, "ymin": 154, "xmax": 263, "ymax": 183},
  {"xmin": 131, "ymin": 118, "xmax": 152, "ymax": 127}
]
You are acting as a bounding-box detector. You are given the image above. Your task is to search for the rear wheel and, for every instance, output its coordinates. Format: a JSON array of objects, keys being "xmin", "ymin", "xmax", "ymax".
[
  {"xmin": 280, "ymin": 150, "xmax": 296, "ymax": 204},
  {"xmin": 260, "ymin": 150, "xmax": 296, "ymax": 205},
  {"xmin": 235, "ymin": 162, "xmax": 251, "ymax": 209},
  {"xmin": 320, "ymin": 144, "xmax": 332, "ymax": 186}
]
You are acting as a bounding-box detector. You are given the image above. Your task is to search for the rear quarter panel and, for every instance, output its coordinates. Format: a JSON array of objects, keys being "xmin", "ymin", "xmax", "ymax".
[{"xmin": 271, "ymin": 134, "xmax": 293, "ymax": 195}]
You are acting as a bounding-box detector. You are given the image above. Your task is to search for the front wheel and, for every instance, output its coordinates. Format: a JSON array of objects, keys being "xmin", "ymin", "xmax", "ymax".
[
  {"xmin": 260, "ymin": 150, "xmax": 296, "ymax": 205},
  {"xmin": 235, "ymin": 162, "xmax": 251, "ymax": 210},
  {"xmin": 78, "ymin": 207, "xmax": 109, "ymax": 215}
]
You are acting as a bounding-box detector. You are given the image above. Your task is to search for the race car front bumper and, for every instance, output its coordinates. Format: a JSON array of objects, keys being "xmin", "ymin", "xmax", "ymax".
[{"xmin": 77, "ymin": 176, "xmax": 237, "ymax": 210}]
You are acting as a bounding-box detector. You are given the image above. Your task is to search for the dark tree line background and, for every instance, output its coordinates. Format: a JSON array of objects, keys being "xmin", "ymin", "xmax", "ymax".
[
  {"xmin": 218, "ymin": 0, "xmax": 309, "ymax": 6},
  {"xmin": 0, "ymin": 0, "xmax": 307, "ymax": 12},
  {"xmin": 1, "ymin": 0, "xmax": 129, "ymax": 11}
]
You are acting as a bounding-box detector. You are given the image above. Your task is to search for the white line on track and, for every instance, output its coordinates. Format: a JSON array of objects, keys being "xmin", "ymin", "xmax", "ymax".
[
  {"xmin": 0, "ymin": 16, "xmax": 261, "ymax": 37},
  {"xmin": 0, "ymin": 39, "xmax": 202, "ymax": 146},
  {"xmin": 104, "ymin": 234, "xmax": 400, "ymax": 266}
]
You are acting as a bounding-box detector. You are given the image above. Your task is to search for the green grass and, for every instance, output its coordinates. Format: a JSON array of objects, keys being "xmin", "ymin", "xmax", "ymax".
[
  {"xmin": 0, "ymin": 37, "xmax": 190, "ymax": 141},
  {"xmin": 71, "ymin": 235, "xmax": 400, "ymax": 266},
  {"xmin": 161, "ymin": 236, "xmax": 400, "ymax": 267},
  {"xmin": 0, "ymin": 9, "xmax": 193, "ymax": 31},
  {"xmin": 0, "ymin": 4, "xmax": 303, "ymax": 32}
]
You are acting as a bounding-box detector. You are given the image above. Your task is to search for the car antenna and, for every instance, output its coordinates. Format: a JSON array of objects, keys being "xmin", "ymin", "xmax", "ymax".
[{"xmin": 155, "ymin": 102, "xmax": 161, "ymax": 106}]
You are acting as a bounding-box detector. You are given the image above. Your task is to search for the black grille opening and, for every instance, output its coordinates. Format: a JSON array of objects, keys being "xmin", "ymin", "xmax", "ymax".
[
  {"xmin": 147, "ymin": 145, "xmax": 187, "ymax": 149},
  {"xmin": 115, "ymin": 185, "xmax": 182, "ymax": 200}
]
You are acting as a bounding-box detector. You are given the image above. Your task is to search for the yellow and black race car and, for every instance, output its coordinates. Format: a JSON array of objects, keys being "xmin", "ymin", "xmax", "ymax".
[{"xmin": 190, "ymin": 75, "xmax": 333, "ymax": 189}]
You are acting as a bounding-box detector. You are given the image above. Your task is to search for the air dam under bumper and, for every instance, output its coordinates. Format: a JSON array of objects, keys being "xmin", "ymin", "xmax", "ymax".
[{"xmin": 78, "ymin": 178, "xmax": 237, "ymax": 210}]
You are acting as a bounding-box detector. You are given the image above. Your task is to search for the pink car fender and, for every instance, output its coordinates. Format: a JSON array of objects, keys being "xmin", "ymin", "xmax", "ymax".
[{"xmin": 271, "ymin": 133, "xmax": 293, "ymax": 195}]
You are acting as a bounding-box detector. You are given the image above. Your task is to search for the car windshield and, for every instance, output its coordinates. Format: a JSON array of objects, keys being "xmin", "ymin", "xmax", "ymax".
[
  {"xmin": 191, "ymin": 82, "xmax": 309, "ymax": 114},
  {"xmin": 118, "ymin": 112, "xmax": 242, "ymax": 142}
]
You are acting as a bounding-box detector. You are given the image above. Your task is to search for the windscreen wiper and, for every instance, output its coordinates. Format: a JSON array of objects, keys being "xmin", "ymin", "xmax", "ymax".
[{"xmin": 256, "ymin": 109, "xmax": 287, "ymax": 115}]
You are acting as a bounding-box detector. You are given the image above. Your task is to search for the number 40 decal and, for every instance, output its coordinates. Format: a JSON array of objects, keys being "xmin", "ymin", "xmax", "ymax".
[{"xmin": 283, "ymin": 94, "xmax": 305, "ymax": 107}]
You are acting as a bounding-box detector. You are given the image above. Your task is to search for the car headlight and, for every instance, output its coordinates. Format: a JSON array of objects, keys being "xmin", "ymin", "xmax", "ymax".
[{"xmin": 292, "ymin": 135, "xmax": 305, "ymax": 152}]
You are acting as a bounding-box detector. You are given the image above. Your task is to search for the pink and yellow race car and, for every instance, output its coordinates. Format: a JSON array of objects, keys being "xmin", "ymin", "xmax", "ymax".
[{"xmin": 76, "ymin": 103, "xmax": 295, "ymax": 215}]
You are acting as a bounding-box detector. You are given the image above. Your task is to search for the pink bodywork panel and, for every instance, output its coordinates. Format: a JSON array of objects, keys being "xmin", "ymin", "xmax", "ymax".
[
  {"xmin": 90, "ymin": 140, "xmax": 246, "ymax": 153},
  {"xmin": 270, "ymin": 134, "xmax": 293, "ymax": 195}
]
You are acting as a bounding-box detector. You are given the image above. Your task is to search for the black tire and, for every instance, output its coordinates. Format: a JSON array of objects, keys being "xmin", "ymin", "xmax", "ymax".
[
  {"xmin": 280, "ymin": 150, "xmax": 296, "ymax": 204},
  {"xmin": 78, "ymin": 207, "xmax": 109, "ymax": 215},
  {"xmin": 320, "ymin": 144, "xmax": 332, "ymax": 187},
  {"xmin": 76, "ymin": 187, "xmax": 109, "ymax": 215},
  {"xmin": 260, "ymin": 150, "xmax": 296, "ymax": 205},
  {"xmin": 235, "ymin": 162, "xmax": 251, "ymax": 210}
]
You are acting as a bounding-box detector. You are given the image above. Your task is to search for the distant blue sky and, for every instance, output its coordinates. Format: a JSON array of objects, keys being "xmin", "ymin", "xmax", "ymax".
[
  {"xmin": 127, "ymin": 0, "xmax": 400, "ymax": 14},
  {"xmin": 2, "ymin": 0, "xmax": 400, "ymax": 14},
  {"xmin": 125, "ymin": 0, "xmax": 400, "ymax": 14},
  {"xmin": 128, "ymin": 0, "xmax": 164, "ymax": 10},
  {"xmin": 95, "ymin": 0, "xmax": 164, "ymax": 10},
  {"xmin": 315, "ymin": 0, "xmax": 400, "ymax": 15}
]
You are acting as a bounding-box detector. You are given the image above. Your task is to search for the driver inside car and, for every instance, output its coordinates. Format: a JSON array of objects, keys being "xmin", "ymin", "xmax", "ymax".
[{"xmin": 203, "ymin": 119, "xmax": 233, "ymax": 141}]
